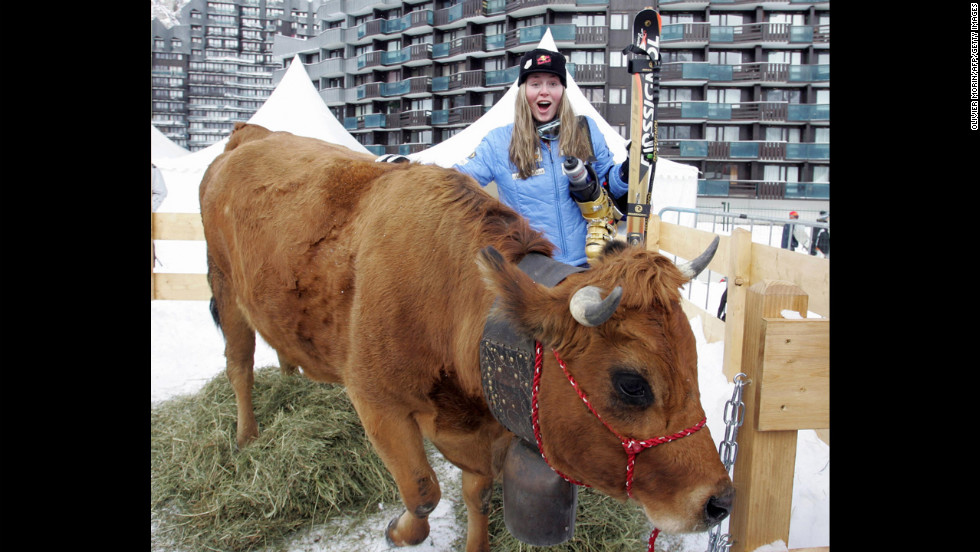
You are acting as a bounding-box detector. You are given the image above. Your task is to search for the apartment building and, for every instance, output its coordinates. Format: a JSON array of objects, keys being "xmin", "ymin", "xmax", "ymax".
[
  {"xmin": 150, "ymin": 0, "xmax": 320, "ymax": 150},
  {"xmin": 151, "ymin": 0, "xmax": 829, "ymax": 209}
]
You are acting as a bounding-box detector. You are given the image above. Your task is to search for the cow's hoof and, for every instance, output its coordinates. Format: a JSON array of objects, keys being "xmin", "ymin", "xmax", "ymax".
[
  {"xmin": 384, "ymin": 517, "xmax": 399, "ymax": 547},
  {"xmin": 384, "ymin": 511, "xmax": 429, "ymax": 547}
]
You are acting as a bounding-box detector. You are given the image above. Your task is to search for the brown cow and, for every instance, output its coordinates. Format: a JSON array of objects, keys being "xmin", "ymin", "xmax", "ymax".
[{"xmin": 200, "ymin": 123, "xmax": 733, "ymax": 552}]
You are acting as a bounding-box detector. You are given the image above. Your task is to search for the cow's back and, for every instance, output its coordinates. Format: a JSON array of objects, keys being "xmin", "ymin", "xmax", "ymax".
[{"xmin": 200, "ymin": 125, "xmax": 402, "ymax": 382}]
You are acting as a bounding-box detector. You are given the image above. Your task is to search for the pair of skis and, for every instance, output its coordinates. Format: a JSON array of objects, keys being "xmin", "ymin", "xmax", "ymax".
[{"xmin": 624, "ymin": 7, "xmax": 662, "ymax": 248}]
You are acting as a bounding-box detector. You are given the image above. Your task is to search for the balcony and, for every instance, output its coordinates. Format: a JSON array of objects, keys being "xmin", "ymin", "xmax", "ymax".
[
  {"xmin": 432, "ymin": 70, "xmax": 486, "ymax": 94},
  {"xmin": 343, "ymin": 112, "xmax": 389, "ymax": 131},
  {"xmin": 662, "ymin": 139, "xmax": 829, "ymax": 161},
  {"xmin": 356, "ymin": 10, "xmax": 434, "ymax": 39},
  {"xmin": 506, "ymin": 0, "xmax": 608, "ymax": 18},
  {"xmin": 698, "ymin": 179, "xmax": 829, "ymax": 200},
  {"xmin": 380, "ymin": 76, "xmax": 431, "ymax": 98},
  {"xmin": 398, "ymin": 110, "xmax": 430, "ymax": 128},
  {"xmin": 505, "ymin": 24, "xmax": 603, "ymax": 50},
  {"xmin": 357, "ymin": 44, "xmax": 432, "ymax": 71},
  {"xmin": 660, "ymin": 62, "xmax": 830, "ymax": 85},
  {"xmin": 433, "ymin": 0, "xmax": 499, "ymax": 28},
  {"xmin": 485, "ymin": 66, "xmax": 519, "ymax": 86},
  {"xmin": 659, "ymin": 101, "xmax": 828, "ymax": 123},
  {"xmin": 569, "ymin": 64, "xmax": 606, "ymax": 84},
  {"xmin": 709, "ymin": 23, "xmax": 829, "ymax": 46},
  {"xmin": 431, "ymin": 105, "xmax": 487, "ymax": 127}
]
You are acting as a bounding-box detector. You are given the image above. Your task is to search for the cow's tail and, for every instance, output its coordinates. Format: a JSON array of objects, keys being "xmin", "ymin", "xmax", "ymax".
[
  {"xmin": 205, "ymin": 260, "xmax": 224, "ymax": 339},
  {"xmin": 209, "ymin": 296, "xmax": 222, "ymax": 334}
]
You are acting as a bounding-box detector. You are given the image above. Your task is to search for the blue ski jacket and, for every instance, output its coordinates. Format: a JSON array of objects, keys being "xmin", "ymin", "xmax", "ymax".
[{"xmin": 454, "ymin": 116, "xmax": 628, "ymax": 267}]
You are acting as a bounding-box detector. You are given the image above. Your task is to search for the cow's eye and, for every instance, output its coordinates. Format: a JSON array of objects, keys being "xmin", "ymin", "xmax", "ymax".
[{"xmin": 612, "ymin": 371, "xmax": 654, "ymax": 408}]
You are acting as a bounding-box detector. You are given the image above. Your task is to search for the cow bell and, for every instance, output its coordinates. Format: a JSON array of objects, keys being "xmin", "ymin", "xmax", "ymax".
[{"xmin": 502, "ymin": 437, "xmax": 578, "ymax": 546}]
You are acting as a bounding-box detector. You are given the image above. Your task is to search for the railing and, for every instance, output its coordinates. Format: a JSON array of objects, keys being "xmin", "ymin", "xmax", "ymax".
[
  {"xmin": 660, "ymin": 61, "xmax": 830, "ymax": 84},
  {"xmin": 661, "ymin": 139, "xmax": 829, "ymax": 162},
  {"xmin": 659, "ymin": 101, "xmax": 828, "ymax": 122},
  {"xmin": 698, "ymin": 179, "xmax": 829, "ymax": 200}
]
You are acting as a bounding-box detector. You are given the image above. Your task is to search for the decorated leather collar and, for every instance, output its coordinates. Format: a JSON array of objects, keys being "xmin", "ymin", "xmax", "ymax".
[{"xmin": 479, "ymin": 253, "xmax": 584, "ymax": 446}]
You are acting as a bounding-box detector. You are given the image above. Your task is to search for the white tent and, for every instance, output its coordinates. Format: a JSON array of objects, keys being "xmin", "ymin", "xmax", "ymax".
[
  {"xmin": 407, "ymin": 30, "xmax": 698, "ymax": 219},
  {"xmin": 151, "ymin": 125, "xmax": 190, "ymax": 163},
  {"xmin": 152, "ymin": 55, "xmax": 367, "ymax": 213}
]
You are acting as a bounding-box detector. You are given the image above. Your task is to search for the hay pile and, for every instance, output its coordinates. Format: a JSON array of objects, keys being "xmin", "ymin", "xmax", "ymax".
[
  {"xmin": 471, "ymin": 485, "xmax": 682, "ymax": 552},
  {"xmin": 150, "ymin": 367, "xmax": 398, "ymax": 551},
  {"xmin": 151, "ymin": 366, "xmax": 682, "ymax": 552}
]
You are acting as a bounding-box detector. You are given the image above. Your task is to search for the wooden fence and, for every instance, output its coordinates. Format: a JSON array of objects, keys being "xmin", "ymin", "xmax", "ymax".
[
  {"xmin": 151, "ymin": 212, "xmax": 209, "ymax": 301},
  {"xmin": 151, "ymin": 212, "xmax": 830, "ymax": 551},
  {"xmin": 647, "ymin": 215, "xmax": 829, "ymax": 552}
]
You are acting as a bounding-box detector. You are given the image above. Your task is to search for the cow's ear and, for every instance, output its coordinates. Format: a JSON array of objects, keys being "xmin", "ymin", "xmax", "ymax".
[{"xmin": 476, "ymin": 247, "xmax": 570, "ymax": 344}]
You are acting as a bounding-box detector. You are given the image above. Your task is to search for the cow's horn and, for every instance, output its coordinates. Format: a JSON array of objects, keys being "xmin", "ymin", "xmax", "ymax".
[
  {"xmin": 677, "ymin": 236, "xmax": 720, "ymax": 280},
  {"xmin": 569, "ymin": 285, "xmax": 623, "ymax": 327}
]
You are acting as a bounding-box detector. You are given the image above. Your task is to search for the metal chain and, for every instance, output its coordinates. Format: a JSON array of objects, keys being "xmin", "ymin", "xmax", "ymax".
[{"xmin": 706, "ymin": 373, "xmax": 750, "ymax": 552}]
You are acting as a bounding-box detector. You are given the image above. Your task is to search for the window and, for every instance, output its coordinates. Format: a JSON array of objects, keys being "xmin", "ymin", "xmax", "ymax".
[
  {"xmin": 707, "ymin": 88, "xmax": 740, "ymax": 103},
  {"xmin": 572, "ymin": 14, "xmax": 605, "ymax": 27},
  {"xmin": 610, "ymin": 14, "xmax": 629, "ymax": 30},
  {"xmin": 709, "ymin": 13, "xmax": 743, "ymax": 26},
  {"xmin": 662, "ymin": 50, "xmax": 696, "ymax": 63},
  {"xmin": 484, "ymin": 57, "xmax": 506, "ymax": 71},
  {"xmin": 706, "ymin": 125, "xmax": 740, "ymax": 141},
  {"xmin": 659, "ymin": 125, "xmax": 694, "ymax": 139},
  {"xmin": 708, "ymin": 50, "xmax": 742, "ymax": 65},
  {"xmin": 610, "ymin": 51, "xmax": 626, "ymax": 68},
  {"xmin": 580, "ymin": 87, "xmax": 604, "ymax": 104},
  {"xmin": 812, "ymin": 166, "xmax": 829, "ymax": 182},
  {"xmin": 516, "ymin": 16, "xmax": 544, "ymax": 28},
  {"xmin": 768, "ymin": 13, "xmax": 805, "ymax": 25},
  {"xmin": 767, "ymin": 50, "xmax": 802, "ymax": 65},
  {"xmin": 608, "ymin": 88, "xmax": 628, "ymax": 105},
  {"xmin": 765, "ymin": 127, "xmax": 801, "ymax": 143},
  {"xmin": 570, "ymin": 50, "xmax": 604, "ymax": 65},
  {"xmin": 664, "ymin": 13, "xmax": 695, "ymax": 24},
  {"xmin": 763, "ymin": 165, "xmax": 799, "ymax": 182},
  {"xmin": 663, "ymin": 88, "xmax": 692, "ymax": 101},
  {"xmin": 764, "ymin": 89, "xmax": 801, "ymax": 103}
]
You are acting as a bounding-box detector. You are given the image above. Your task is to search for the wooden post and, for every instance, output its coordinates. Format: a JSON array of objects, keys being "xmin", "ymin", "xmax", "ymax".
[
  {"xmin": 722, "ymin": 227, "xmax": 751, "ymax": 380},
  {"xmin": 729, "ymin": 280, "xmax": 808, "ymax": 552},
  {"xmin": 645, "ymin": 214, "xmax": 661, "ymax": 253}
]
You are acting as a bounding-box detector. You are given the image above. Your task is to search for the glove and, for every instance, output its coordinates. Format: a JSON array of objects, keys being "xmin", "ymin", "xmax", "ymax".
[
  {"xmin": 376, "ymin": 154, "xmax": 409, "ymax": 163},
  {"xmin": 619, "ymin": 134, "xmax": 656, "ymax": 181}
]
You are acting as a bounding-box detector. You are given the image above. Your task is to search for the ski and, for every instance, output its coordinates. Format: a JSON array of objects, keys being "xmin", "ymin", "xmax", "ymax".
[{"xmin": 623, "ymin": 7, "xmax": 662, "ymax": 248}]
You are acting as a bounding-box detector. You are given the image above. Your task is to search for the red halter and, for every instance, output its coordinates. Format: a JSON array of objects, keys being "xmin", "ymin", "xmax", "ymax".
[{"xmin": 529, "ymin": 341, "xmax": 706, "ymax": 551}]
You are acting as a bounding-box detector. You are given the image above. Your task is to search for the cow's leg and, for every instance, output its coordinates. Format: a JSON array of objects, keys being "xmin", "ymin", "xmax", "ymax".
[
  {"xmin": 276, "ymin": 351, "xmax": 298, "ymax": 376},
  {"xmin": 461, "ymin": 470, "xmax": 494, "ymax": 552},
  {"xmin": 209, "ymin": 265, "xmax": 258, "ymax": 448},
  {"xmin": 351, "ymin": 398, "xmax": 440, "ymax": 547}
]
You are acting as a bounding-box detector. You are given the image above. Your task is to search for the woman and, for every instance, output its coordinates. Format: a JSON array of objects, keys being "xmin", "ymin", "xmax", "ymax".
[{"xmin": 454, "ymin": 48, "xmax": 631, "ymax": 267}]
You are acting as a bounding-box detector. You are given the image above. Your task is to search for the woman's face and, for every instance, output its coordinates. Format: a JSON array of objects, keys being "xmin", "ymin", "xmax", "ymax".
[{"xmin": 524, "ymin": 73, "xmax": 564, "ymax": 123}]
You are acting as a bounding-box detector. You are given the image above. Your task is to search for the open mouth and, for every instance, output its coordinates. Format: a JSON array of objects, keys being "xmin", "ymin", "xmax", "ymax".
[{"xmin": 536, "ymin": 101, "xmax": 552, "ymax": 115}]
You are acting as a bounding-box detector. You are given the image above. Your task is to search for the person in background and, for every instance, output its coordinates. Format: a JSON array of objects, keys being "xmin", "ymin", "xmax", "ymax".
[
  {"xmin": 152, "ymin": 163, "xmax": 168, "ymax": 212},
  {"xmin": 813, "ymin": 210, "xmax": 830, "ymax": 259},
  {"xmin": 781, "ymin": 211, "xmax": 800, "ymax": 250},
  {"xmin": 453, "ymin": 48, "xmax": 641, "ymax": 267}
]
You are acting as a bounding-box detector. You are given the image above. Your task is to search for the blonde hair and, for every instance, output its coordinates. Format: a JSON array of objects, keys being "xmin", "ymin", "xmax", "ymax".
[{"xmin": 509, "ymin": 83, "xmax": 594, "ymax": 180}]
